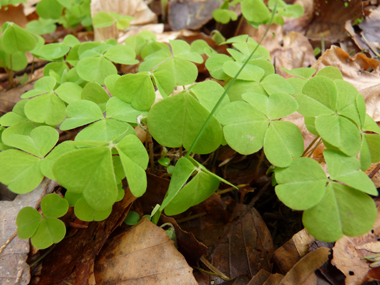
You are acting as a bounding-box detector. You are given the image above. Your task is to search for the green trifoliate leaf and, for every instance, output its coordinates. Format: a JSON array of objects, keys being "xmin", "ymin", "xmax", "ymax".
[
  {"xmin": 116, "ymin": 18, "xmax": 131, "ymax": 30},
  {"xmin": 217, "ymin": 101, "xmax": 268, "ymax": 155},
  {"xmin": 31, "ymin": 218, "xmax": 66, "ymax": 249},
  {"xmin": 278, "ymin": 4, "xmax": 304, "ymax": 18},
  {"xmin": 1, "ymin": 121, "xmax": 35, "ymax": 146},
  {"xmin": 106, "ymin": 97, "xmax": 148, "ymax": 124},
  {"xmin": 141, "ymin": 42, "xmax": 167, "ymax": 59},
  {"xmin": 0, "ymin": 50, "xmax": 28, "ymax": 71},
  {"xmin": 1, "ymin": 22, "xmax": 37, "ymax": 53},
  {"xmin": 170, "ymin": 40, "xmax": 204, "ymax": 64},
  {"xmin": 32, "ymin": 43, "xmax": 70, "ymax": 61},
  {"xmin": 365, "ymin": 134, "xmax": 380, "ymax": 163},
  {"xmin": 104, "ymin": 74, "xmax": 120, "ymax": 96},
  {"xmin": 315, "ymin": 114, "xmax": 361, "ymax": 156},
  {"xmin": 116, "ymin": 135, "xmax": 149, "ymax": 197},
  {"xmin": 16, "ymin": 207, "xmax": 42, "ymax": 239},
  {"xmin": 0, "ymin": 100, "xmax": 28, "ymax": 126},
  {"xmin": 76, "ymin": 56, "xmax": 117, "ymax": 85},
  {"xmin": 24, "ymin": 93, "xmax": 66, "ymax": 126},
  {"xmin": 26, "ymin": 18, "xmax": 57, "ymax": 35},
  {"xmin": 205, "ymin": 53, "xmax": 233, "ymax": 80},
  {"xmin": 41, "ymin": 193, "xmax": 69, "ymax": 218},
  {"xmin": 225, "ymin": 80, "xmax": 266, "ymax": 101},
  {"xmin": 0, "ymin": 149, "xmax": 43, "ymax": 194},
  {"xmin": 75, "ymin": 119, "xmax": 135, "ymax": 143},
  {"xmin": 356, "ymin": 94, "xmax": 366, "ymax": 128},
  {"xmin": 159, "ymin": 157, "xmax": 196, "ymax": 211},
  {"xmin": 315, "ymin": 66, "xmax": 343, "ymax": 80},
  {"xmin": 243, "ymin": 92, "xmax": 298, "ymax": 120},
  {"xmin": 324, "ymin": 149, "xmax": 377, "ymax": 195},
  {"xmin": 147, "ymin": 92, "xmax": 223, "ymax": 154},
  {"xmin": 92, "ymin": 11, "xmax": 115, "ymax": 28},
  {"xmin": 155, "ymin": 57, "xmax": 198, "ymax": 86},
  {"xmin": 2, "ymin": 126, "xmax": 58, "ymax": 157},
  {"xmin": 360, "ymin": 135, "xmax": 372, "ymax": 171},
  {"xmin": 241, "ymin": 0, "xmax": 270, "ymax": 23},
  {"xmin": 65, "ymin": 191, "xmax": 83, "ymax": 207},
  {"xmin": 335, "ymin": 80, "xmax": 361, "ymax": 126},
  {"xmin": 281, "ymin": 67, "xmax": 316, "ymax": 79},
  {"xmin": 138, "ymin": 47, "xmax": 171, "ymax": 71},
  {"xmin": 81, "ymin": 82, "xmax": 110, "ymax": 111},
  {"xmin": 53, "ymin": 146, "xmax": 118, "ymax": 210},
  {"xmin": 189, "ymin": 80, "xmax": 230, "ymax": 114},
  {"xmin": 36, "ymin": 0, "xmax": 63, "ymax": 19},
  {"xmin": 60, "ymin": 100, "xmax": 103, "ymax": 130},
  {"xmin": 55, "ymin": 82, "xmax": 83, "ymax": 104},
  {"xmin": 303, "ymin": 182, "xmax": 377, "ymax": 242},
  {"xmin": 249, "ymin": 59, "xmax": 274, "ymax": 78},
  {"xmin": 40, "ymin": 141, "xmax": 77, "ymax": 180},
  {"xmin": 363, "ymin": 114, "xmax": 380, "ymax": 134},
  {"xmin": 62, "ymin": 34, "xmax": 80, "ymax": 47},
  {"xmin": 151, "ymin": 70, "xmax": 176, "ymax": 98},
  {"xmin": 104, "ymin": 45, "xmax": 138, "ymax": 65},
  {"xmin": 223, "ymin": 61, "xmax": 265, "ymax": 81},
  {"xmin": 304, "ymin": 117, "xmax": 318, "ymax": 136},
  {"xmin": 22, "ymin": 76, "xmax": 57, "ymax": 98},
  {"xmin": 260, "ymin": 74, "xmax": 295, "ymax": 95},
  {"xmin": 74, "ymin": 198, "xmax": 112, "ymax": 222},
  {"xmin": 165, "ymin": 170, "xmax": 220, "ymax": 216},
  {"xmin": 287, "ymin": 77, "xmax": 306, "ymax": 95},
  {"xmin": 264, "ymin": 121, "xmax": 304, "ymax": 167},
  {"xmin": 190, "ymin": 39, "xmax": 211, "ymax": 55},
  {"xmin": 275, "ymin": 157, "xmax": 328, "ymax": 210},
  {"xmin": 297, "ymin": 76, "xmax": 338, "ymax": 116},
  {"xmin": 43, "ymin": 62, "xmax": 69, "ymax": 78},
  {"xmin": 113, "ymin": 73, "xmax": 155, "ymax": 111}
]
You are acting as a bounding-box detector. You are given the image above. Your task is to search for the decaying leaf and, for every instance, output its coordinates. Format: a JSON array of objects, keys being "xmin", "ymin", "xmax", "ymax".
[
  {"xmin": 94, "ymin": 218, "xmax": 197, "ymax": 284},
  {"xmin": 359, "ymin": 7, "xmax": 380, "ymax": 57},
  {"xmin": 332, "ymin": 205, "xmax": 380, "ymax": 285},
  {"xmin": 0, "ymin": 179, "xmax": 57, "ymax": 285},
  {"xmin": 0, "ymin": 4, "xmax": 27, "ymax": 28},
  {"xmin": 312, "ymin": 46, "xmax": 380, "ymax": 121}
]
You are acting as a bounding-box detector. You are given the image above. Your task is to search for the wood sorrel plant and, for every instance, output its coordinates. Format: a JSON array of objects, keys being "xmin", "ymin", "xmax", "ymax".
[{"xmin": 0, "ymin": 0, "xmax": 379, "ymax": 250}]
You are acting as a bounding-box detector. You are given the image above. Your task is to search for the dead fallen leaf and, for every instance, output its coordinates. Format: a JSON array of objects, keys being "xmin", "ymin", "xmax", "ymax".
[
  {"xmin": 246, "ymin": 269, "xmax": 271, "ymax": 284},
  {"xmin": 312, "ymin": 46, "xmax": 380, "ymax": 121},
  {"xmin": 211, "ymin": 204, "xmax": 273, "ymax": 283},
  {"xmin": 0, "ymin": 179, "xmax": 57, "ymax": 285},
  {"xmin": 283, "ymin": 0, "xmax": 314, "ymax": 34},
  {"xmin": 0, "ymin": 4, "xmax": 27, "ymax": 28},
  {"xmin": 359, "ymin": 6, "xmax": 380, "ymax": 57},
  {"xmin": 37, "ymin": 189, "xmax": 136, "ymax": 284},
  {"xmin": 91, "ymin": 0, "xmax": 157, "ymax": 41},
  {"xmin": 168, "ymin": 0, "xmax": 220, "ymax": 31},
  {"xmin": 278, "ymin": 247, "xmax": 330, "ymax": 285},
  {"xmin": 366, "ymin": 163, "xmax": 380, "ymax": 188},
  {"xmin": 94, "ymin": 218, "xmax": 197, "ymax": 284},
  {"xmin": 331, "ymin": 205, "xmax": 380, "ymax": 285}
]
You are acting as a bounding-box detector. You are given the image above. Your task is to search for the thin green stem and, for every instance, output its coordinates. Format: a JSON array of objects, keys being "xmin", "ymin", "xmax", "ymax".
[
  {"xmin": 302, "ymin": 136, "xmax": 320, "ymax": 157},
  {"xmin": 185, "ymin": 3, "xmax": 278, "ymax": 158}
]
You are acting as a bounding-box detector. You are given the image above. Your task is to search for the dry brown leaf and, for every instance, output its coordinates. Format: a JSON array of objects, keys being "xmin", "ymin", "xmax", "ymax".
[
  {"xmin": 283, "ymin": 0, "xmax": 313, "ymax": 33},
  {"xmin": 94, "ymin": 218, "xmax": 197, "ymax": 285},
  {"xmin": 331, "ymin": 205, "xmax": 380, "ymax": 285},
  {"xmin": 0, "ymin": 179, "xmax": 57, "ymax": 285},
  {"xmin": 247, "ymin": 269, "xmax": 271, "ymax": 284},
  {"xmin": 262, "ymin": 273, "xmax": 284, "ymax": 285},
  {"xmin": 91, "ymin": 0, "xmax": 157, "ymax": 41},
  {"xmin": 278, "ymin": 247, "xmax": 330, "ymax": 285},
  {"xmin": 359, "ymin": 6, "xmax": 380, "ymax": 56},
  {"xmin": 312, "ymin": 46, "xmax": 380, "ymax": 121},
  {"xmin": 168, "ymin": 0, "xmax": 220, "ymax": 31},
  {"xmin": 0, "ymin": 4, "xmax": 27, "ymax": 28}
]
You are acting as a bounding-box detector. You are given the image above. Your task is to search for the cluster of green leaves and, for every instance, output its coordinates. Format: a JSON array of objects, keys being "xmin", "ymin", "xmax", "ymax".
[
  {"xmin": 26, "ymin": 0, "xmax": 91, "ymax": 35},
  {"xmin": 213, "ymin": 0, "xmax": 304, "ymax": 27},
  {"xmin": 92, "ymin": 11, "xmax": 134, "ymax": 31},
  {"xmin": 17, "ymin": 193, "xmax": 68, "ymax": 249},
  {"xmin": 0, "ymin": 7, "xmax": 379, "ymax": 248}
]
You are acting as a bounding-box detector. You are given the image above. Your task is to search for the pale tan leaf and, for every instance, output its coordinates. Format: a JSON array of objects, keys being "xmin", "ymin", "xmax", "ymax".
[{"xmin": 94, "ymin": 218, "xmax": 197, "ymax": 285}]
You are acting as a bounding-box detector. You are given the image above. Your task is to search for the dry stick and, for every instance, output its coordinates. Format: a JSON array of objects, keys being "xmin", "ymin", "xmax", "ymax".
[
  {"xmin": 369, "ymin": 163, "xmax": 380, "ymax": 179},
  {"xmin": 254, "ymin": 149, "xmax": 265, "ymax": 179},
  {"xmin": 199, "ymin": 256, "xmax": 232, "ymax": 281},
  {"xmin": 302, "ymin": 136, "xmax": 320, "ymax": 157}
]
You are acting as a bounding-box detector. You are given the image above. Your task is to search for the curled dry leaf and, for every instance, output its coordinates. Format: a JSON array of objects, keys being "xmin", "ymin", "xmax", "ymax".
[
  {"xmin": 359, "ymin": 7, "xmax": 380, "ymax": 56},
  {"xmin": 283, "ymin": 0, "xmax": 314, "ymax": 33},
  {"xmin": 331, "ymin": 205, "xmax": 380, "ymax": 285},
  {"xmin": 278, "ymin": 247, "xmax": 330, "ymax": 285},
  {"xmin": 312, "ymin": 46, "xmax": 380, "ymax": 121},
  {"xmin": 91, "ymin": 0, "xmax": 157, "ymax": 41},
  {"xmin": 0, "ymin": 179, "xmax": 57, "ymax": 285},
  {"xmin": 94, "ymin": 218, "xmax": 197, "ymax": 285}
]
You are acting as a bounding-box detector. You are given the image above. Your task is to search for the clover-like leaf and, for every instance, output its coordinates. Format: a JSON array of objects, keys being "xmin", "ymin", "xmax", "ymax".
[
  {"xmin": 335, "ymin": 80, "xmax": 361, "ymax": 126},
  {"xmin": 41, "ymin": 193, "xmax": 69, "ymax": 218},
  {"xmin": 0, "ymin": 150, "xmax": 43, "ymax": 194},
  {"xmin": 170, "ymin": 39, "xmax": 204, "ymax": 64},
  {"xmin": 243, "ymin": 92, "xmax": 298, "ymax": 120},
  {"xmin": 116, "ymin": 135, "xmax": 149, "ymax": 197},
  {"xmin": 1, "ymin": 22, "xmax": 38, "ymax": 54},
  {"xmin": 16, "ymin": 207, "xmax": 42, "ymax": 239},
  {"xmin": 365, "ymin": 134, "xmax": 380, "ymax": 163},
  {"xmin": 241, "ymin": 0, "xmax": 270, "ymax": 23},
  {"xmin": 113, "ymin": 73, "xmax": 155, "ymax": 111},
  {"xmin": 106, "ymin": 97, "xmax": 148, "ymax": 124},
  {"xmin": 324, "ymin": 149, "xmax": 377, "ymax": 195},
  {"xmin": 281, "ymin": 67, "xmax": 316, "ymax": 79},
  {"xmin": 223, "ymin": 61, "xmax": 265, "ymax": 81},
  {"xmin": 264, "ymin": 121, "xmax": 304, "ymax": 167},
  {"xmin": 53, "ymin": 146, "xmax": 118, "ymax": 211},
  {"xmin": 275, "ymin": 157, "xmax": 328, "ymax": 210},
  {"xmin": 33, "ymin": 43, "xmax": 70, "ymax": 61},
  {"xmin": 2, "ymin": 126, "xmax": 58, "ymax": 157},
  {"xmin": 315, "ymin": 66, "xmax": 343, "ymax": 80},
  {"xmin": 76, "ymin": 56, "xmax": 117, "ymax": 85},
  {"xmin": 260, "ymin": 74, "xmax": 295, "ymax": 95},
  {"xmin": 74, "ymin": 197, "xmax": 112, "ymax": 222},
  {"xmin": 60, "ymin": 100, "xmax": 104, "ymax": 130},
  {"xmin": 0, "ymin": 50, "xmax": 28, "ymax": 71},
  {"xmin": 22, "ymin": 76, "xmax": 57, "ymax": 98},
  {"xmin": 104, "ymin": 44, "xmax": 139, "ymax": 65},
  {"xmin": 147, "ymin": 92, "xmax": 223, "ymax": 154},
  {"xmin": 205, "ymin": 53, "xmax": 233, "ymax": 80},
  {"xmin": 217, "ymin": 101, "xmax": 268, "ymax": 155},
  {"xmin": 303, "ymin": 182, "xmax": 377, "ymax": 242},
  {"xmin": 315, "ymin": 114, "xmax": 361, "ymax": 156},
  {"xmin": 155, "ymin": 57, "xmax": 198, "ymax": 86},
  {"xmin": 81, "ymin": 82, "xmax": 110, "ymax": 111},
  {"xmin": 31, "ymin": 218, "xmax": 66, "ymax": 249}
]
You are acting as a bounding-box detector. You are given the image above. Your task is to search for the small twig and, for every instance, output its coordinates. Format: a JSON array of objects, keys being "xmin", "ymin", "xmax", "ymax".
[
  {"xmin": 0, "ymin": 232, "xmax": 17, "ymax": 255},
  {"xmin": 215, "ymin": 184, "xmax": 249, "ymax": 195},
  {"xmin": 200, "ymin": 256, "xmax": 232, "ymax": 281},
  {"xmin": 302, "ymin": 136, "xmax": 320, "ymax": 157},
  {"xmin": 369, "ymin": 163, "xmax": 380, "ymax": 179}
]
